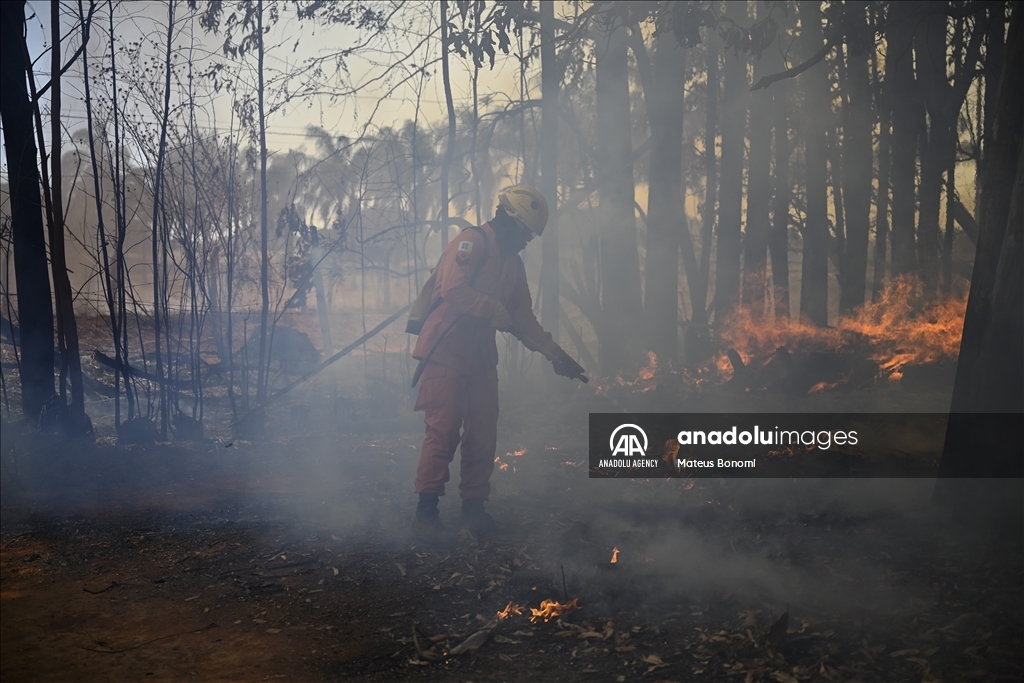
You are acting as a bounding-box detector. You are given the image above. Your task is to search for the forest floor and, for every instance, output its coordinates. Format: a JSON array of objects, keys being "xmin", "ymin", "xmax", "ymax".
[{"xmin": 2, "ymin": 320, "xmax": 1022, "ymax": 682}]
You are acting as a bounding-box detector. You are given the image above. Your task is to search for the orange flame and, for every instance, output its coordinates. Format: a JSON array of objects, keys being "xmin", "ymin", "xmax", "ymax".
[
  {"xmin": 614, "ymin": 351, "xmax": 658, "ymax": 392},
  {"xmin": 496, "ymin": 601, "xmax": 523, "ymax": 619},
  {"xmin": 509, "ymin": 448, "xmax": 528, "ymax": 458},
  {"xmin": 708, "ymin": 277, "xmax": 965, "ymax": 386},
  {"xmin": 610, "ymin": 547, "xmax": 620, "ymax": 564},
  {"xmin": 494, "ymin": 456, "xmax": 510, "ymax": 472},
  {"xmin": 529, "ymin": 598, "xmax": 581, "ymax": 623}
]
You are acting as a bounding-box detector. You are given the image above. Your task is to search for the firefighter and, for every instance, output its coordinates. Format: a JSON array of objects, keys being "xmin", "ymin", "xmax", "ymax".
[{"xmin": 411, "ymin": 185, "xmax": 584, "ymax": 538}]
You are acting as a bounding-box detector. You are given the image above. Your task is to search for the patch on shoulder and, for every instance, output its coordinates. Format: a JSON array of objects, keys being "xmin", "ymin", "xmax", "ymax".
[{"xmin": 457, "ymin": 240, "xmax": 473, "ymax": 253}]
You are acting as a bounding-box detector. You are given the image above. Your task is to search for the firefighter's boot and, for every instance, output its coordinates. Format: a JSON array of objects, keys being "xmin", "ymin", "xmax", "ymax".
[
  {"xmin": 413, "ymin": 494, "xmax": 453, "ymax": 546},
  {"xmin": 460, "ymin": 499, "xmax": 499, "ymax": 535}
]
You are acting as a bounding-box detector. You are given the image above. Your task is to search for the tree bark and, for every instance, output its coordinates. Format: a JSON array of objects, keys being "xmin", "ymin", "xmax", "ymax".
[
  {"xmin": 642, "ymin": 22, "xmax": 686, "ymax": 363},
  {"xmin": 714, "ymin": 0, "xmax": 748, "ymax": 325},
  {"xmin": 871, "ymin": 21, "xmax": 890, "ymax": 301},
  {"xmin": 594, "ymin": 15, "xmax": 643, "ymax": 372},
  {"xmin": 49, "ymin": 0, "xmax": 87, "ymax": 427},
  {"xmin": 838, "ymin": 1, "xmax": 873, "ymax": 314},
  {"xmin": 256, "ymin": 0, "xmax": 270, "ymax": 406},
  {"xmin": 440, "ymin": 0, "xmax": 456, "ymax": 249},
  {"xmin": 769, "ymin": 57, "xmax": 792, "ymax": 323},
  {"xmin": 935, "ymin": 5, "xmax": 1022, "ymax": 511},
  {"xmin": 886, "ymin": 1, "xmax": 921, "ymax": 280},
  {"xmin": 539, "ymin": 1, "xmax": 560, "ymax": 341},
  {"xmin": 743, "ymin": 1, "xmax": 775, "ymax": 321},
  {"xmin": 798, "ymin": 0, "xmax": 830, "ymax": 326},
  {"xmin": 0, "ymin": 0, "xmax": 55, "ymax": 419}
]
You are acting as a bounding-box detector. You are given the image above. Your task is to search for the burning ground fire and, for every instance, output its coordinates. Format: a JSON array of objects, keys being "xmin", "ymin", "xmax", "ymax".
[
  {"xmin": 496, "ymin": 601, "xmax": 523, "ymax": 619},
  {"xmin": 610, "ymin": 547, "xmax": 620, "ymax": 563},
  {"xmin": 614, "ymin": 351, "xmax": 658, "ymax": 391},
  {"xmin": 494, "ymin": 447, "xmax": 527, "ymax": 473},
  {"xmin": 529, "ymin": 598, "xmax": 582, "ymax": 623},
  {"xmin": 715, "ymin": 278, "xmax": 966, "ymax": 382}
]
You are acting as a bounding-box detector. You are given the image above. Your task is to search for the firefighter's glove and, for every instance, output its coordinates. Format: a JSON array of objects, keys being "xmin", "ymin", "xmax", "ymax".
[
  {"xmin": 552, "ymin": 351, "xmax": 585, "ymax": 380},
  {"xmin": 490, "ymin": 301, "xmax": 512, "ymax": 331}
]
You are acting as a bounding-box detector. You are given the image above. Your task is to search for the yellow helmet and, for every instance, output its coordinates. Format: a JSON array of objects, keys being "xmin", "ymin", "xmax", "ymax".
[{"xmin": 498, "ymin": 185, "xmax": 548, "ymax": 236}]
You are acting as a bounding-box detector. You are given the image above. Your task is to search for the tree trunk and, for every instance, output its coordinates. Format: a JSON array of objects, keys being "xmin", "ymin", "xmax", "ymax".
[
  {"xmin": 769, "ymin": 67, "xmax": 792, "ymax": 322},
  {"xmin": 256, "ymin": 0, "xmax": 270, "ymax": 406},
  {"xmin": 715, "ymin": 0, "xmax": 748, "ymax": 325},
  {"xmin": 440, "ymin": 0, "xmax": 456, "ymax": 249},
  {"xmin": 886, "ymin": 1, "xmax": 920, "ymax": 280},
  {"xmin": 685, "ymin": 31, "xmax": 718, "ymax": 364},
  {"xmin": 742, "ymin": 1, "xmax": 775, "ymax": 321},
  {"xmin": 914, "ymin": 1, "xmax": 949, "ymax": 297},
  {"xmin": 935, "ymin": 5, "xmax": 1022, "ymax": 513},
  {"xmin": 871, "ymin": 24, "xmax": 890, "ymax": 301},
  {"xmin": 838, "ymin": 1, "xmax": 872, "ymax": 314},
  {"xmin": 539, "ymin": 1, "xmax": 560, "ymax": 341},
  {"xmin": 0, "ymin": 0, "xmax": 55, "ymax": 420},
  {"xmin": 594, "ymin": 15, "xmax": 643, "ymax": 373},
  {"xmin": 798, "ymin": 0, "xmax": 830, "ymax": 326},
  {"xmin": 643, "ymin": 24, "xmax": 686, "ymax": 363},
  {"xmin": 49, "ymin": 0, "xmax": 87, "ymax": 429}
]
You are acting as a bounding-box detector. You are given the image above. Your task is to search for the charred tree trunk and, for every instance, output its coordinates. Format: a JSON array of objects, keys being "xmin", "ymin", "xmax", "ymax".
[
  {"xmin": 49, "ymin": 0, "xmax": 88, "ymax": 431},
  {"xmin": 743, "ymin": 1, "xmax": 775, "ymax": 321},
  {"xmin": 769, "ymin": 72, "xmax": 792, "ymax": 322},
  {"xmin": 685, "ymin": 31, "xmax": 718, "ymax": 364},
  {"xmin": 539, "ymin": 1, "xmax": 560, "ymax": 341},
  {"xmin": 871, "ymin": 24, "xmax": 890, "ymax": 301},
  {"xmin": 642, "ymin": 25, "xmax": 686, "ymax": 363},
  {"xmin": 715, "ymin": 0, "xmax": 748, "ymax": 325},
  {"xmin": 0, "ymin": 0, "xmax": 55, "ymax": 420},
  {"xmin": 798, "ymin": 0, "xmax": 830, "ymax": 326},
  {"xmin": 838, "ymin": 0, "xmax": 873, "ymax": 314},
  {"xmin": 935, "ymin": 5, "xmax": 1022, "ymax": 513},
  {"xmin": 256, "ymin": 0, "xmax": 270, "ymax": 406},
  {"xmin": 594, "ymin": 16, "xmax": 643, "ymax": 372},
  {"xmin": 886, "ymin": 1, "xmax": 921, "ymax": 280}
]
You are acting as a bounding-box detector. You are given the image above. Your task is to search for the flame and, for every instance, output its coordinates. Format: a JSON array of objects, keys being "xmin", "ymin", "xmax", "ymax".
[
  {"xmin": 610, "ymin": 547, "xmax": 620, "ymax": 564},
  {"xmin": 509, "ymin": 448, "xmax": 528, "ymax": 458},
  {"xmin": 704, "ymin": 277, "xmax": 965, "ymax": 389},
  {"xmin": 494, "ymin": 455, "xmax": 509, "ymax": 472},
  {"xmin": 529, "ymin": 598, "xmax": 581, "ymax": 623},
  {"xmin": 614, "ymin": 351, "xmax": 658, "ymax": 391},
  {"xmin": 496, "ymin": 601, "xmax": 523, "ymax": 619}
]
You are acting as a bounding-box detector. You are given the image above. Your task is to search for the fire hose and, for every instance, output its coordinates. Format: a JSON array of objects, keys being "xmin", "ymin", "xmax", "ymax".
[{"xmin": 411, "ymin": 313, "xmax": 589, "ymax": 387}]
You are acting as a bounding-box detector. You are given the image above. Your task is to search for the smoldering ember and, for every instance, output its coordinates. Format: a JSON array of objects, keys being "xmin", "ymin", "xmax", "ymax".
[{"xmin": 1, "ymin": 1, "xmax": 1021, "ymax": 682}]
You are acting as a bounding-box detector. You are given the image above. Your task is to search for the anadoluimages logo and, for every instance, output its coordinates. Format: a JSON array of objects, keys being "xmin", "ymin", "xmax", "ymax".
[{"xmin": 609, "ymin": 424, "xmax": 648, "ymax": 457}]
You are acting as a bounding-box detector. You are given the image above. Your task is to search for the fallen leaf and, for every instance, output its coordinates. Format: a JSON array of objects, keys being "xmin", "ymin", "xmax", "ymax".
[
  {"xmin": 642, "ymin": 654, "xmax": 665, "ymax": 665},
  {"xmin": 770, "ymin": 672, "xmax": 799, "ymax": 683},
  {"xmin": 499, "ymin": 653, "xmax": 513, "ymax": 663},
  {"xmin": 266, "ymin": 628, "xmax": 281, "ymax": 634},
  {"xmin": 890, "ymin": 649, "xmax": 919, "ymax": 657}
]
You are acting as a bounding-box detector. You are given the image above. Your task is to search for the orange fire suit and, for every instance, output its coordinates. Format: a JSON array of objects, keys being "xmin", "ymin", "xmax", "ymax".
[{"xmin": 413, "ymin": 222, "xmax": 555, "ymax": 500}]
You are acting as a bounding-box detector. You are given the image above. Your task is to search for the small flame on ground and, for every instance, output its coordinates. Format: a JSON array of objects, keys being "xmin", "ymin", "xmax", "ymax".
[
  {"xmin": 529, "ymin": 598, "xmax": 581, "ymax": 623},
  {"xmin": 496, "ymin": 601, "xmax": 523, "ymax": 619},
  {"xmin": 615, "ymin": 351, "xmax": 658, "ymax": 391},
  {"xmin": 610, "ymin": 547, "xmax": 620, "ymax": 564},
  {"xmin": 509, "ymin": 448, "xmax": 528, "ymax": 457}
]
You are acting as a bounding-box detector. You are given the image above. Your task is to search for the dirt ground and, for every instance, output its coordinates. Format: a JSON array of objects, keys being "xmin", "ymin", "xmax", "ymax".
[{"xmin": 2, "ymin": 345, "xmax": 1023, "ymax": 682}]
